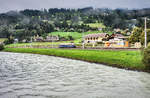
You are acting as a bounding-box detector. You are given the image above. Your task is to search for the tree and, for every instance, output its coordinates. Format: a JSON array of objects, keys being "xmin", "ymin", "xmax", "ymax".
[
  {"xmin": 140, "ymin": 29, "xmax": 150, "ymax": 45},
  {"xmin": 129, "ymin": 27, "xmax": 142, "ymax": 44},
  {"xmin": 0, "ymin": 44, "xmax": 4, "ymax": 50},
  {"xmin": 40, "ymin": 21, "xmax": 54, "ymax": 33},
  {"xmin": 2, "ymin": 27, "xmax": 11, "ymax": 38},
  {"xmin": 68, "ymin": 36, "xmax": 74, "ymax": 40},
  {"xmin": 142, "ymin": 43, "xmax": 150, "ymax": 68}
]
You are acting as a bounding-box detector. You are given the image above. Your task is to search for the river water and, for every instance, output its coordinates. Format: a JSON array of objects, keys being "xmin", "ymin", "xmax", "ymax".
[{"xmin": 0, "ymin": 52, "xmax": 150, "ymax": 98}]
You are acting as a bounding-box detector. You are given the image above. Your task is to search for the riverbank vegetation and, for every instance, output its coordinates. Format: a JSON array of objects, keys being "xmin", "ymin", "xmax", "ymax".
[
  {"xmin": 3, "ymin": 48, "xmax": 145, "ymax": 71},
  {"xmin": 142, "ymin": 43, "xmax": 150, "ymax": 69},
  {"xmin": 0, "ymin": 44, "xmax": 4, "ymax": 50}
]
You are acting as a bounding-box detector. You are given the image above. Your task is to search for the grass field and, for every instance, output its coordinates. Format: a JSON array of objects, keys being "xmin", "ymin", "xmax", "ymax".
[
  {"xmin": 3, "ymin": 48, "xmax": 145, "ymax": 71},
  {"xmin": 5, "ymin": 40, "xmax": 82, "ymax": 48},
  {"xmin": 87, "ymin": 23, "xmax": 106, "ymax": 28},
  {"xmin": 49, "ymin": 31, "xmax": 101, "ymax": 40}
]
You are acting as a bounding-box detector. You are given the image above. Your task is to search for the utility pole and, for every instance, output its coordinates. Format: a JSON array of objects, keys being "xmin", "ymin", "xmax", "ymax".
[
  {"xmin": 145, "ymin": 17, "xmax": 147, "ymax": 48},
  {"xmin": 51, "ymin": 35, "xmax": 54, "ymax": 48},
  {"xmin": 82, "ymin": 31, "xmax": 85, "ymax": 49}
]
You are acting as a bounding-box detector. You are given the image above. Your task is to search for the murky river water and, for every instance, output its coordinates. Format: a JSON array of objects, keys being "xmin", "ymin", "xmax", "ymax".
[{"xmin": 0, "ymin": 52, "xmax": 150, "ymax": 98}]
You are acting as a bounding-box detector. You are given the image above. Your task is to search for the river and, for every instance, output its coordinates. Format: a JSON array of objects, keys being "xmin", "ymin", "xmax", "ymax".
[{"xmin": 0, "ymin": 52, "xmax": 150, "ymax": 98}]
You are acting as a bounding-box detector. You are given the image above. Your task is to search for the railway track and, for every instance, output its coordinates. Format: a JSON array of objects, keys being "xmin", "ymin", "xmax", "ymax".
[{"xmin": 7, "ymin": 45, "xmax": 140, "ymax": 51}]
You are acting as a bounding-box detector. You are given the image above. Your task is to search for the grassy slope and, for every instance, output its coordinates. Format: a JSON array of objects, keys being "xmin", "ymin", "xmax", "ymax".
[
  {"xmin": 0, "ymin": 38, "xmax": 7, "ymax": 43},
  {"xmin": 49, "ymin": 31, "xmax": 100, "ymax": 39},
  {"xmin": 87, "ymin": 23, "xmax": 106, "ymax": 28},
  {"xmin": 4, "ymin": 48, "xmax": 145, "ymax": 71}
]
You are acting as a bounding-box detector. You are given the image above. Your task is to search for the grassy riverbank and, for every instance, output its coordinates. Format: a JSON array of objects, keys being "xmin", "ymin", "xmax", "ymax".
[{"xmin": 3, "ymin": 48, "xmax": 145, "ymax": 71}]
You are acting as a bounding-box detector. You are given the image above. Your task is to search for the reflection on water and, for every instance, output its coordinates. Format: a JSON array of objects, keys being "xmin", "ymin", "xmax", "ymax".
[{"xmin": 0, "ymin": 52, "xmax": 150, "ymax": 98}]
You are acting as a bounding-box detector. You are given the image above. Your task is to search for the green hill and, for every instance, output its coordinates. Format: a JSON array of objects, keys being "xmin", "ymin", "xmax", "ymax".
[{"xmin": 49, "ymin": 31, "xmax": 101, "ymax": 40}]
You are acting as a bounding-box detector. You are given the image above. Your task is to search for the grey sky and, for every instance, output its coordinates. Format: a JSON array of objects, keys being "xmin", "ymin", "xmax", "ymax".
[{"xmin": 1, "ymin": 0, "xmax": 150, "ymax": 13}]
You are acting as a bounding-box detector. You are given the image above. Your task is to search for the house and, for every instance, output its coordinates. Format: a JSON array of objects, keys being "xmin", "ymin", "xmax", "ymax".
[
  {"xmin": 34, "ymin": 35, "xmax": 59, "ymax": 42},
  {"xmin": 98, "ymin": 27, "xmax": 102, "ymax": 31},
  {"xmin": 107, "ymin": 39, "xmax": 129, "ymax": 48},
  {"xmin": 84, "ymin": 33, "xmax": 109, "ymax": 43},
  {"xmin": 14, "ymin": 39, "xmax": 18, "ymax": 43},
  {"xmin": 34, "ymin": 35, "xmax": 44, "ymax": 42},
  {"xmin": 114, "ymin": 28, "xmax": 121, "ymax": 33},
  {"xmin": 44, "ymin": 36, "xmax": 59, "ymax": 42},
  {"xmin": 134, "ymin": 42, "xmax": 141, "ymax": 48},
  {"xmin": 106, "ymin": 34, "xmax": 129, "ymax": 47},
  {"xmin": 111, "ymin": 33, "xmax": 128, "ymax": 40}
]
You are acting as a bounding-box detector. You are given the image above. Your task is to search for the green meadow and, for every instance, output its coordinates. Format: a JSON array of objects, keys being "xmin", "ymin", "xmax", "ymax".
[
  {"xmin": 87, "ymin": 23, "xmax": 106, "ymax": 28},
  {"xmin": 4, "ymin": 48, "xmax": 145, "ymax": 71},
  {"xmin": 5, "ymin": 41, "xmax": 81, "ymax": 48},
  {"xmin": 49, "ymin": 31, "xmax": 101, "ymax": 39}
]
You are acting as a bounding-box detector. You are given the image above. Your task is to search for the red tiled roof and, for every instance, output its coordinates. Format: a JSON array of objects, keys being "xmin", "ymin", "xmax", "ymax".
[
  {"xmin": 114, "ymin": 34, "xmax": 124, "ymax": 38},
  {"xmin": 112, "ymin": 34, "xmax": 128, "ymax": 39},
  {"xmin": 85, "ymin": 33, "xmax": 109, "ymax": 39}
]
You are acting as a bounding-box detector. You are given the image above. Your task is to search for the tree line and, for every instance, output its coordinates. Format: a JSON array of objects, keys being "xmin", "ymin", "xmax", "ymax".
[{"xmin": 1, "ymin": 7, "xmax": 150, "ymax": 43}]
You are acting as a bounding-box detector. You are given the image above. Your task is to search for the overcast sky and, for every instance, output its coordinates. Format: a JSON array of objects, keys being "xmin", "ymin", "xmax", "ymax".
[{"xmin": 1, "ymin": 0, "xmax": 150, "ymax": 13}]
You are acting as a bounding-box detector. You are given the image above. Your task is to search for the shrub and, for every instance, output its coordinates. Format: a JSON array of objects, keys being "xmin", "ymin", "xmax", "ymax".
[
  {"xmin": 142, "ymin": 43, "xmax": 150, "ymax": 68},
  {"xmin": 68, "ymin": 36, "xmax": 74, "ymax": 40},
  {"xmin": 0, "ymin": 44, "xmax": 4, "ymax": 50},
  {"xmin": 4, "ymin": 38, "xmax": 14, "ymax": 45},
  {"xmin": 96, "ymin": 42, "xmax": 103, "ymax": 44}
]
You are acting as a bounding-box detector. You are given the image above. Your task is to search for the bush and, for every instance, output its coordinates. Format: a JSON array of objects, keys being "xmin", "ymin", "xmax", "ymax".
[
  {"xmin": 0, "ymin": 44, "xmax": 4, "ymax": 50},
  {"xmin": 142, "ymin": 43, "xmax": 150, "ymax": 68},
  {"xmin": 96, "ymin": 42, "xmax": 103, "ymax": 44},
  {"xmin": 68, "ymin": 36, "xmax": 74, "ymax": 40},
  {"xmin": 4, "ymin": 38, "xmax": 14, "ymax": 45}
]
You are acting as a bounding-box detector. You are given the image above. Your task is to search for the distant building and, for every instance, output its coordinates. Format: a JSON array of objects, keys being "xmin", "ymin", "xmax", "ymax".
[
  {"xmin": 34, "ymin": 35, "xmax": 59, "ymax": 42},
  {"xmin": 14, "ymin": 39, "xmax": 18, "ymax": 43},
  {"xmin": 34, "ymin": 35, "xmax": 44, "ymax": 42},
  {"xmin": 45, "ymin": 36, "xmax": 59, "ymax": 42},
  {"xmin": 22, "ymin": 39, "xmax": 27, "ymax": 43},
  {"xmin": 107, "ymin": 34, "xmax": 129, "ymax": 47},
  {"xmin": 84, "ymin": 33, "xmax": 109, "ymax": 43},
  {"xmin": 98, "ymin": 27, "xmax": 102, "ymax": 31},
  {"xmin": 126, "ymin": 32, "xmax": 131, "ymax": 36},
  {"xmin": 111, "ymin": 33, "xmax": 128, "ymax": 40},
  {"xmin": 84, "ymin": 33, "xmax": 130, "ymax": 47},
  {"xmin": 114, "ymin": 28, "xmax": 121, "ymax": 33},
  {"xmin": 108, "ymin": 39, "xmax": 129, "ymax": 48},
  {"xmin": 134, "ymin": 42, "xmax": 141, "ymax": 48},
  {"xmin": 36, "ymin": 37, "xmax": 44, "ymax": 42}
]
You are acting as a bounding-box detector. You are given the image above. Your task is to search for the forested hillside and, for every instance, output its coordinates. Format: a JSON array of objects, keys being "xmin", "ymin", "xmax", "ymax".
[{"xmin": 1, "ymin": 7, "xmax": 150, "ymax": 42}]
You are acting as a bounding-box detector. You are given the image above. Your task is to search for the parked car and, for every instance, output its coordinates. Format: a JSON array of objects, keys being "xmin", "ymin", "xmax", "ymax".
[{"xmin": 59, "ymin": 44, "xmax": 76, "ymax": 48}]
